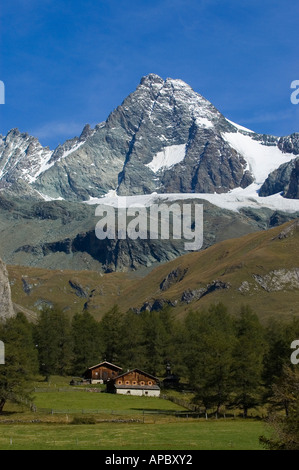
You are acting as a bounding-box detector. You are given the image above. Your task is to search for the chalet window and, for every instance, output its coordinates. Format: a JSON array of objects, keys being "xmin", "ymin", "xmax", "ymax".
[
  {"xmin": 132, "ymin": 381, "xmax": 137, "ymax": 385},
  {"xmin": 140, "ymin": 381, "xmax": 145, "ymax": 386},
  {"xmin": 117, "ymin": 380, "xmax": 122, "ymax": 385},
  {"xmin": 148, "ymin": 381, "xmax": 152, "ymax": 385},
  {"xmin": 125, "ymin": 380, "xmax": 130, "ymax": 385}
]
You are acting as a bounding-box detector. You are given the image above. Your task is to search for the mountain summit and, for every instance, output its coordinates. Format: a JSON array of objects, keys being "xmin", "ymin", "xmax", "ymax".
[{"xmin": 0, "ymin": 73, "xmax": 298, "ymax": 203}]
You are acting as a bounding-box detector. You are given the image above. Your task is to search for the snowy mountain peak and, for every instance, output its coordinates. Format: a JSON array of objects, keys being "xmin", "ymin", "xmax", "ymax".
[
  {"xmin": 0, "ymin": 124, "xmax": 96, "ymax": 190},
  {"xmin": 0, "ymin": 74, "xmax": 298, "ymax": 206},
  {"xmin": 140, "ymin": 73, "xmax": 164, "ymax": 86}
]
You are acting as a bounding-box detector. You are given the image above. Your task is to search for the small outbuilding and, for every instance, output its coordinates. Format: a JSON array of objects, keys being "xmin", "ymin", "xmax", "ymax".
[
  {"xmin": 162, "ymin": 363, "xmax": 180, "ymax": 389},
  {"xmin": 107, "ymin": 368, "xmax": 160, "ymax": 397},
  {"xmin": 83, "ymin": 361, "xmax": 123, "ymax": 384}
]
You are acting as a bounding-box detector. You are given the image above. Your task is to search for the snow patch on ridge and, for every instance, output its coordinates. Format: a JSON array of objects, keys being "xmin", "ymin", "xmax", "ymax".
[
  {"xmin": 195, "ymin": 117, "xmax": 214, "ymax": 128},
  {"xmin": 31, "ymin": 141, "xmax": 85, "ymax": 182},
  {"xmin": 222, "ymin": 132, "xmax": 296, "ymax": 184},
  {"xmin": 225, "ymin": 118, "xmax": 254, "ymax": 134},
  {"xmin": 146, "ymin": 144, "xmax": 186, "ymax": 173}
]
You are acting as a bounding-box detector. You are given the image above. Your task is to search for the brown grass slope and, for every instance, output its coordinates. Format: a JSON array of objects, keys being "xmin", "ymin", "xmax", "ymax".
[{"xmin": 7, "ymin": 219, "xmax": 299, "ymax": 323}]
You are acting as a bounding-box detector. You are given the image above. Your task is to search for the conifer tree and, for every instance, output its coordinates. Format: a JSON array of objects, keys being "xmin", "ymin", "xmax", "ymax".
[
  {"xmin": 260, "ymin": 367, "xmax": 299, "ymax": 450},
  {"xmin": 99, "ymin": 305, "xmax": 123, "ymax": 364},
  {"xmin": 71, "ymin": 310, "xmax": 104, "ymax": 375},
  {"xmin": 0, "ymin": 313, "xmax": 38, "ymax": 413},
  {"xmin": 231, "ymin": 305, "xmax": 266, "ymax": 416},
  {"xmin": 185, "ymin": 303, "xmax": 235, "ymax": 413},
  {"xmin": 117, "ymin": 309, "xmax": 145, "ymax": 370},
  {"xmin": 34, "ymin": 307, "xmax": 73, "ymax": 379}
]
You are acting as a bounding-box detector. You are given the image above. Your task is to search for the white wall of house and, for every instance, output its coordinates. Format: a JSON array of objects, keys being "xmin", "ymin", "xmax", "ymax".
[{"xmin": 116, "ymin": 388, "xmax": 160, "ymax": 397}]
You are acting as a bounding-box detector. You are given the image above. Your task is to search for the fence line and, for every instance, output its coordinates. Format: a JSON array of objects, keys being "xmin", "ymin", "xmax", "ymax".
[
  {"xmin": 34, "ymin": 387, "xmax": 103, "ymax": 393},
  {"xmin": 161, "ymin": 394, "xmax": 201, "ymax": 412},
  {"xmin": 32, "ymin": 407, "xmax": 229, "ymax": 420},
  {"xmin": 161, "ymin": 395, "xmax": 236, "ymax": 420}
]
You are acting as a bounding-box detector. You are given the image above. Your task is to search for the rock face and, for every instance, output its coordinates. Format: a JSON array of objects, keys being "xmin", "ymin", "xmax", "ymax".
[
  {"xmin": 285, "ymin": 159, "xmax": 299, "ymax": 199},
  {"xmin": 135, "ymin": 278, "xmax": 230, "ymax": 312},
  {"xmin": 253, "ymin": 269, "xmax": 299, "ymax": 292},
  {"xmin": 0, "ymin": 73, "xmax": 297, "ymax": 202},
  {"xmin": 278, "ymin": 133, "xmax": 299, "ymax": 155},
  {"xmin": 0, "ymin": 257, "xmax": 15, "ymax": 320},
  {"xmin": 274, "ymin": 218, "xmax": 299, "ymax": 239},
  {"xmin": 160, "ymin": 267, "xmax": 188, "ymax": 291},
  {"xmin": 259, "ymin": 156, "xmax": 299, "ymax": 198},
  {"xmin": 0, "ymin": 193, "xmax": 289, "ymax": 273},
  {"xmin": 259, "ymin": 134, "xmax": 299, "ymax": 199}
]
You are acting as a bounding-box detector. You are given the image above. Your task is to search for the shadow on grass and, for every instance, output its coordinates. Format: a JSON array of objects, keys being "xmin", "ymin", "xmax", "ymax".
[
  {"xmin": 0, "ymin": 411, "xmax": 17, "ymax": 417},
  {"xmin": 130, "ymin": 408, "xmax": 191, "ymax": 414}
]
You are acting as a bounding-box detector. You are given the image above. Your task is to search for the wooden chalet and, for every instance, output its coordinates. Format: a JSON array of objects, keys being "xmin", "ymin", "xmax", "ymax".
[
  {"xmin": 83, "ymin": 361, "xmax": 123, "ymax": 384},
  {"xmin": 106, "ymin": 368, "xmax": 160, "ymax": 397}
]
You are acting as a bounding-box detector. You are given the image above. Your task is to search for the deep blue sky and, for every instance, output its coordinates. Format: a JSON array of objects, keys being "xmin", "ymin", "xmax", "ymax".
[{"xmin": 1, "ymin": 0, "xmax": 299, "ymax": 149}]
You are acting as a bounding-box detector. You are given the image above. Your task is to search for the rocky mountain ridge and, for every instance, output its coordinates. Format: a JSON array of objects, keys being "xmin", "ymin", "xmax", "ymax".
[
  {"xmin": 1, "ymin": 193, "xmax": 292, "ymax": 273},
  {"xmin": 0, "ymin": 73, "xmax": 298, "ymax": 204}
]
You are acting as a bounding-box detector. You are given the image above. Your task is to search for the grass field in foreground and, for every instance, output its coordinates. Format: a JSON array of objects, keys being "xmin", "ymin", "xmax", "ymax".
[
  {"xmin": 0, "ymin": 420, "xmax": 266, "ymax": 450},
  {"xmin": 0, "ymin": 377, "xmax": 268, "ymax": 450}
]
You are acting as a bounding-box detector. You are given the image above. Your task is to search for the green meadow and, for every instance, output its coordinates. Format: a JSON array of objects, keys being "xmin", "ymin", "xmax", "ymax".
[
  {"xmin": 0, "ymin": 377, "xmax": 267, "ymax": 450},
  {"xmin": 32, "ymin": 388, "xmax": 186, "ymax": 414},
  {"xmin": 0, "ymin": 420, "xmax": 266, "ymax": 450}
]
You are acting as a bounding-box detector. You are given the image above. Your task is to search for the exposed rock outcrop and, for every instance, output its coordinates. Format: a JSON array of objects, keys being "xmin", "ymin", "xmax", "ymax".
[
  {"xmin": 285, "ymin": 159, "xmax": 299, "ymax": 199},
  {"xmin": 278, "ymin": 133, "xmax": 299, "ymax": 155},
  {"xmin": 259, "ymin": 155, "xmax": 299, "ymax": 199},
  {"xmin": 0, "ymin": 258, "xmax": 15, "ymax": 320},
  {"xmin": 160, "ymin": 266, "xmax": 188, "ymax": 291},
  {"xmin": 274, "ymin": 218, "xmax": 299, "ymax": 239},
  {"xmin": 253, "ymin": 269, "xmax": 299, "ymax": 292},
  {"xmin": 135, "ymin": 279, "xmax": 230, "ymax": 312}
]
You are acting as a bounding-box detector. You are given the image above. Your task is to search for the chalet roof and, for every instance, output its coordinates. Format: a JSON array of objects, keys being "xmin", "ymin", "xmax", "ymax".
[
  {"xmin": 112, "ymin": 368, "xmax": 159, "ymax": 382},
  {"xmin": 87, "ymin": 361, "xmax": 123, "ymax": 371}
]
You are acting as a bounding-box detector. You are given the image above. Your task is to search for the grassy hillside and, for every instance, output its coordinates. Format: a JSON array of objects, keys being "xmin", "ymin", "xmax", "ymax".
[
  {"xmin": 8, "ymin": 266, "xmax": 134, "ymax": 321},
  {"xmin": 8, "ymin": 218, "xmax": 299, "ymax": 322},
  {"xmin": 121, "ymin": 218, "xmax": 299, "ymax": 322}
]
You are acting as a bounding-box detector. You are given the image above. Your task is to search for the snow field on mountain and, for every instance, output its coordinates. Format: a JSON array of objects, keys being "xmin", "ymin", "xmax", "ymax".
[
  {"xmin": 146, "ymin": 144, "xmax": 187, "ymax": 173},
  {"xmin": 86, "ymin": 184, "xmax": 299, "ymax": 214},
  {"xmin": 222, "ymin": 132, "xmax": 296, "ymax": 184}
]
